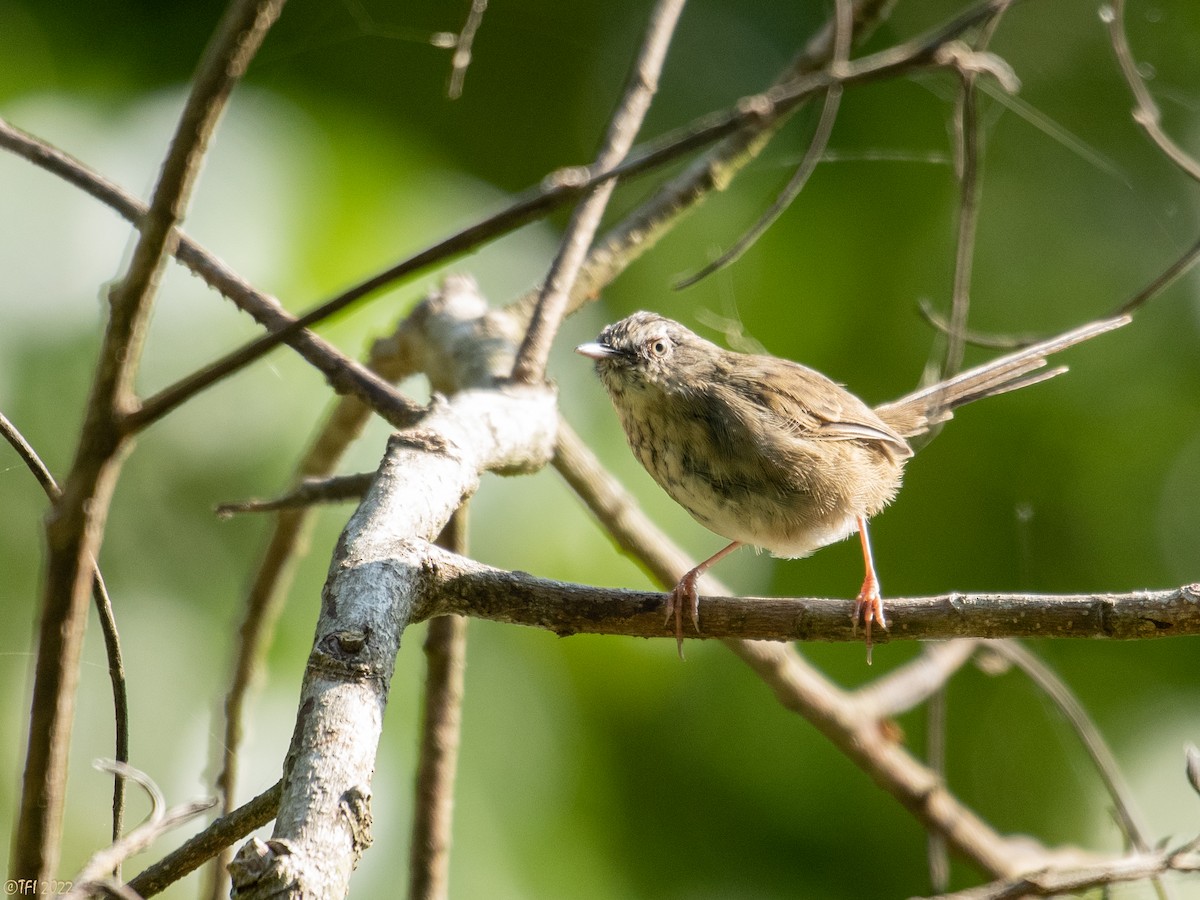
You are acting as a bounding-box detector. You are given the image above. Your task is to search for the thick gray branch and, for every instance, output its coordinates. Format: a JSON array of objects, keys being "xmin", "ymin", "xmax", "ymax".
[{"xmin": 228, "ymin": 386, "xmax": 557, "ymax": 899}]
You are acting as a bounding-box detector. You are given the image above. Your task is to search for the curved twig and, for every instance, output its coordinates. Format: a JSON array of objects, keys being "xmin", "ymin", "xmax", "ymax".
[
  {"xmin": 1104, "ymin": 0, "xmax": 1200, "ymax": 184},
  {"xmin": 674, "ymin": 0, "xmax": 852, "ymax": 290},
  {"xmin": 0, "ymin": 412, "xmax": 129, "ymax": 853},
  {"xmin": 65, "ymin": 761, "xmax": 215, "ymax": 899},
  {"xmin": 982, "ymin": 642, "xmax": 1158, "ymax": 858}
]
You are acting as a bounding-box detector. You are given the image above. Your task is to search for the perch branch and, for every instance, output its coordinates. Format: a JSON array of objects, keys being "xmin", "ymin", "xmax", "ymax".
[
  {"xmin": 419, "ymin": 553, "xmax": 1200, "ymax": 642},
  {"xmin": 550, "ymin": 419, "xmax": 1170, "ymax": 878}
]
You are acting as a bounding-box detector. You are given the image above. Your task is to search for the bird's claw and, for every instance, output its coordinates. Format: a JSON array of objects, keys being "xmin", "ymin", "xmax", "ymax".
[
  {"xmin": 852, "ymin": 574, "xmax": 887, "ymax": 665},
  {"xmin": 665, "ymin": 571, "xmax": 702, "ymax": 659}
]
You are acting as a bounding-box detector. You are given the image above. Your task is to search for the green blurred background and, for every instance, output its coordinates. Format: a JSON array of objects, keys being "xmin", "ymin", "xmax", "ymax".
[{"xmin": 1, "ymin": 0, "xmax": 1198, "ymax": 896}]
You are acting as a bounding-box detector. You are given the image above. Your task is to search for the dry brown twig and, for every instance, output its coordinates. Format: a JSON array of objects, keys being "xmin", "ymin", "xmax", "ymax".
[
  {"xmin": 63, "ymin": 762, "xmax": 215, "ymax": 900},
  {"xmin": 1104, "ymin": 0, "xmax": 1200, "ymax": 184},
  {"xmin": 10, "ymin": 0, "xmax": 287, "ymax": 884},
  {"xmin": 126, "ymin": 781, "xmax": 281, "ymax": 898},
  {"xmin": 511, "ymin": 0, "xmax": 685, "ymax": 380},
  {"xmin": 0, "ymin": 413, "xmax": 129, "ymax": 852},
  {"xmin": 444, "ymin": 0, "xmax": 488, "ymax": 100},
  {"xmin": 408, "ymin": 514, "xmax": 469, "ymax": 900}
]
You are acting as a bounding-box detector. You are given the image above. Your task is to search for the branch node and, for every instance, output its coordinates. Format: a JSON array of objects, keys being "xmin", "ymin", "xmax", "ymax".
[
  {"xmin": 339, "ymin": 786, "xmax": 374, "ymax": 856},
  {"xmin": 934, "ymin": 41, "xmax": 1021, "ymax": 93},
  {"xmin": 228, "ymin": 837, "xmax": 295, "ymax": 893},
  {"xmin": 541, "ymin": 166, "xmax": 591, "ymax": 191},
  {"xmin": 735, "ymin": 93, "xmax": 776, "ymax": 123}
]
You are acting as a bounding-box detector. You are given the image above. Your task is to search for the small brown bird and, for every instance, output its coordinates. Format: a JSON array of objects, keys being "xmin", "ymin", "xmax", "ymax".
[{"xmin": 577, "ymin": 311, "xmax": 1128, "ymax": 660}]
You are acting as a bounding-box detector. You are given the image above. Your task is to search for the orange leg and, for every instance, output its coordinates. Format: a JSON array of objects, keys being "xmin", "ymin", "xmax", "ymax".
[
  {"xmin": 667, "ymin": 541, "xmax": 742, "ymax": 659},
  {"xmin": 851, "ymin": 515, "xmax": 887, "ymax": 664}
]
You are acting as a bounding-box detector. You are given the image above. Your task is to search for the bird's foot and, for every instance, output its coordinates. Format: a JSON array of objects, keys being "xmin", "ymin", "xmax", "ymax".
[
  {"xmin": 665, "ymin": 570, "xmax": 703, "ymax": 659},
  {"xmin": 852, "ymin": 572, "xmax": 887, "ymax": 665}
]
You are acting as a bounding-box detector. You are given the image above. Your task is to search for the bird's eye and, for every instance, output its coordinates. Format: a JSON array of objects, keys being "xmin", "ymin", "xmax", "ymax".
[{"xmin": 648, "ymin": 337, "xmax": 670, "ymax": 357}]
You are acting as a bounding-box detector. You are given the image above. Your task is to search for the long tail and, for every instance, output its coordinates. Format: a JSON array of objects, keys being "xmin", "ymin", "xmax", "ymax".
[{"xmin": 875, "ymin": 314, "xmax": 1130, "ymax": 438}]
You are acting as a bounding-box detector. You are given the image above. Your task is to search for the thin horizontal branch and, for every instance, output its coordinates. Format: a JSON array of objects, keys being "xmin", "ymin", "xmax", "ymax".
[
  {"xmin": 422, "ymin": 557, "xmax": 1200, "ymax": 643},
  {"xmin": 215, "ymin": 473, "xmax": 372, "ymax": 516},
  {"xmin": 927, "ymin": 835, "xmax": 1200, "ymax": 899}
]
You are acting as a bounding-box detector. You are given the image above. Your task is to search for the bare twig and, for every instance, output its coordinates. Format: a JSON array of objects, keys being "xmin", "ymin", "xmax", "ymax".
[
  {"xmin": 409, "ymin": 513, "xmax": 470, "ymax": 900},
  {"xmin": 674, "ymin": 0, "xmax": 852, "ymax": 289},
  {"xmin": 918, "ymin": 298, "xmax": 1033, "ymax": 350},
  {"xmin": 215, "ymin": 473, "xmax": 373, "ymax": 516},
  {"xmin": 0, "ymin": 412, "xmax": 129, "ymax": 853},
  {"xmin": 1116, "ymin": 230, "xmax": 1200, "ymax": 317},
  {"xmin": 927, "ymin": 683, "xmax": 950, "ymax": 893},
  {"xmin": 511, "ymin": 0, "xmax": 685, "ymax": 383},
  {"xmin": 935, "ymin": 5, "xmax": 1016, "ymax": 384},
  {"xmin": 1104, "ymin": 0, "xmax": 1200, "ymax": 184},
  {"xmin": 942, "ymin": 58, "xmax": 982, "ymax": 382},
  {"xmin": 982, "ymin": 642, "xmax": 1157, "ymax": 857},
  {"xmin": 128, "ymin": 780, "xmax": 282, "ymax": 898},
  {"xmin": 923, "ymin": 835, "xmax": 1200, "ymax": 899},
  {"xmin": 65, "ymin": 762, "xmax": 215, "ymax": 899},
  {"xmin": 446, "ymin": 0, "xmax": 488, "ymax": 99}
]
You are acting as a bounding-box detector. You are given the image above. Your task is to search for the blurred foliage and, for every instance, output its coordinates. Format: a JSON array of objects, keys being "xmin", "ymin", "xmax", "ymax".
[{"xmin": 1, "ymin": 0, "xmax": 1199, "ymax": 897}]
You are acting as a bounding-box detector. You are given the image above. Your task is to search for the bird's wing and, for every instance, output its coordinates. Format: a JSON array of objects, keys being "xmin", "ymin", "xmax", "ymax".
[{"xmin": 716, "ymin": 356, "xmax": 913, "ymax": 457}]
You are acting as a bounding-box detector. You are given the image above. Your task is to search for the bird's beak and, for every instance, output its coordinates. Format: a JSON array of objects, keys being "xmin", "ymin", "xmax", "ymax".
[{"xmin": 575, "ymin": 341, "xmax": 618, "ymax": 360}]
